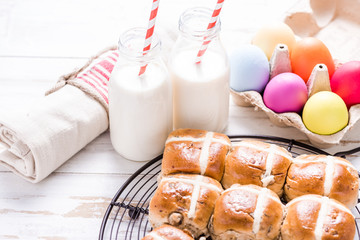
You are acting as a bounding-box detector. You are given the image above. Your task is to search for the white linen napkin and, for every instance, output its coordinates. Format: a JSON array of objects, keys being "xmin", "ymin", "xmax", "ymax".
[
  {"xmin": 0, "ymin": 25, "xmax": 177, "ymax": 183},
  {"xmin": 0, "ymin": 48, "xmax": 118, "ymax": 183},
  {"xmin": 0, "ymin": 85, "xmax": 108, "ymax": 182}
]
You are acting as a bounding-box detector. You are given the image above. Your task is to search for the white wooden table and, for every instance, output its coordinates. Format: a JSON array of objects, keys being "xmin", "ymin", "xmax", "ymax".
[{"xmin": 1, "ymin": 0, "xmax": 360, "ymax": 239}]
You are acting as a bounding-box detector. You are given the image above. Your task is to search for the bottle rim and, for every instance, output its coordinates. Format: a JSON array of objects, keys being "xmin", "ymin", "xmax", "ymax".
[
  {"xmin": 118, "ymin": 27, "xmax": 162, "ymax": 62},
  {"xmin": 179, "ymin": 7, "xmax": 221, "ymax": 40}
]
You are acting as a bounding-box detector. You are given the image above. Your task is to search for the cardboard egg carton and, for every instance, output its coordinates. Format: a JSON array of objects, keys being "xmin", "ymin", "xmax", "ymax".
[{"xmin": 231, "ymin": 0, "xmax": 360, "ymax": 148}]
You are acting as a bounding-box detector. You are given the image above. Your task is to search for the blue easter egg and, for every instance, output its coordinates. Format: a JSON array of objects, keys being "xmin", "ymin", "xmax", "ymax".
[{"xmin": 230, "ymin": 45, "xmax": 270, "ymax": 92}]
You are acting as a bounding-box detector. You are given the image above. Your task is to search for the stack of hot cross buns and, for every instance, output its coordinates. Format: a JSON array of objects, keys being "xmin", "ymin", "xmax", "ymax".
[{"xmin": 142, "ymin": 129, "xmax": 359, "ymax": 240}]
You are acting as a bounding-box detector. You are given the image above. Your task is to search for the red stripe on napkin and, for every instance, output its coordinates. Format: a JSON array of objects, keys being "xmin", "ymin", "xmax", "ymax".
[
  {"xmin": 76, "ymin": 50, "xmax": 119, "ymax": 104},
  {"xmin": 93, "ymin": 66, "xmax": 110, "ymax": 80},
  {"xmin": 80, "ymin": 77, "xmax": 109, "ymax": 103},
  {"xmin": 99, "ymin": 60, "xmax": 116, "ymax": 74}
]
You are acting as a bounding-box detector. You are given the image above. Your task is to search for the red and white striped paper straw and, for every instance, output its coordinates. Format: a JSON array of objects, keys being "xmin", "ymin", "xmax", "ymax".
[
  {"xmin": 138, "ymin": 0, "xmax": 160, "ymax": 76},
  {"xmin": 195, "ymin": 0, "xmax": 225, "ymax": 64}
]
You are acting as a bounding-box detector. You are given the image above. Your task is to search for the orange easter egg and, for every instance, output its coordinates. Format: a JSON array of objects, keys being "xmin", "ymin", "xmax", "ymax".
[{"xmin": 291, "ymin": 37, "xmax": 335, "ymax": 83}]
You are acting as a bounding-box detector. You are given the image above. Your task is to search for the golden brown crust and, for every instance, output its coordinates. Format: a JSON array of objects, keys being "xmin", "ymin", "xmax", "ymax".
[
  {"xmin": 169, "ymin": 129, "xmax": 207, "ymax": 139},
  {"xmin": 210, "ymin": 184, "xmax": 284, "ymax": 240},
  {"xmin": 148, "ymin": 174, "xmax": 223, "ymax": 238},
  {"xmin": 212, "ymin": 186, "xmax": 257, "ymax": 235},
  {"xmin": 281, "ymin": 195, "xmax": 356, "ymax": 240},
  {"xmin": 284, "ymin": 155, "xmax": 359, "ymax": 208},
  {"xmin": 162, "ymin": 141, "xmax": 202, "ymax": 175},
  {"xmin": 328, "ymin": 159, "xmax": 359, "ymax": 208},
  {"xmin": 162, "ymin": 129, "xmax": 230, "ymax": 181},
  {"xmin": 284, "ymin": 159, "xmax": 326, "ymax": 201},
  {"xmin": 257, "ymin": 196, "xmax": 284, "ymax": 239},
  {"xmin": 322, "ymin": 204, "xmax": 355, "ymax": 240},
  {"xmin": 281, "ymin": 196, "xmax": 321, "ymax": 240},
  {"xmin": 204, "ymin": 140, "xmax": 229, "ymax": 181},
  {"xmin": 222, "ymin": 145, "xmax": 266, "ymax": 188},
  {"xmin": 141, "ymin": 225, "xmax": 194, "ymax": 240},
  {"xmin": 221, "ymin": 140, "xmax": 292, "ymax": 196}
]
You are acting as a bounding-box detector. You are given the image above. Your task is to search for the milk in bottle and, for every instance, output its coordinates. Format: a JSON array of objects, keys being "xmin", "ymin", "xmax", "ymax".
[
  {"xmin": 169, "ymin": 7, "xmax": 230, "ymax": 132},
  {"xmin": 109, "ymin": 28, "xmax": 172, "ymax": 161}
]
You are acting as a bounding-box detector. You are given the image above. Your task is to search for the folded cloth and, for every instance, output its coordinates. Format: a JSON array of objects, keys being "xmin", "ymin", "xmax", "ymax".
[
  {"xmin": 0, "ymin": 47, "xmax": 119, "ymax": 183},
  {"xmin": 0, "ymin": 25, "xmax": 177, "ymax": 183}
]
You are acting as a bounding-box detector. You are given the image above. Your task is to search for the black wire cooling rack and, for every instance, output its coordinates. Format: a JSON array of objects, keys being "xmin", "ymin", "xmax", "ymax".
[{"xmin": 99, "ymin": 135, "xmax": 360, "ymax": 240}]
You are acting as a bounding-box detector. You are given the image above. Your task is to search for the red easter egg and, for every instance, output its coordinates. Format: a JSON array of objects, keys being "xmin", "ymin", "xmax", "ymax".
[
  {"xmin": 291, "ymin": 37, "xmax": 335, "ymax": 83},
  {"xmin": 330, "ymin": 61, "xmax": 360, "ymax": 108}
]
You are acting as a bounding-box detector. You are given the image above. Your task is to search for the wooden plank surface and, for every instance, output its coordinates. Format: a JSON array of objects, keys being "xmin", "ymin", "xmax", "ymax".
[{"xmin": 1, "ymin": 0, "xmax": 360, "ymax": 239}]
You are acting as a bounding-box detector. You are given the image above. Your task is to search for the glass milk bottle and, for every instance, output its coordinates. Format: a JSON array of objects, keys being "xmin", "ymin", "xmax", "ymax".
[
  {"xmin": 109, "ymin": 28, "xmax": 173, "ymax": 161},
  {"xmin": 169, "ymin": 7, "xmax": 230, "ymax": 132}
]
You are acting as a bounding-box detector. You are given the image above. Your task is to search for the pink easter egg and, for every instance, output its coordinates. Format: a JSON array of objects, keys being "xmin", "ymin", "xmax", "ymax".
[
  {"xmin": 263, "ymin": 73, "xmax": 308, "ymax": 113},
  {"xmin": 330, "ymin": 61, "xmax": 360, "ymax": 108}
]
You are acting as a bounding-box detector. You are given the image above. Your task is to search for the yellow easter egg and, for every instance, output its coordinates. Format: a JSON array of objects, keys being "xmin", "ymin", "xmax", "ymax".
[
  {"xmin": 252, "ymin": 21, "xmax": 296, "ymax": 60},
  {"xmin": 302, "ymin": 91, "xmax": 349, "ymax": 135}
]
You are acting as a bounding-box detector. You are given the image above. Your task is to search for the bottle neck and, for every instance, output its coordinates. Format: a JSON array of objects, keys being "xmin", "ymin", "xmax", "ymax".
[
  {"xmin": 178, "ymin": 7, "xmax": 221, "ymax": 41},
  {"xmin": 117, "ymin": 27, "xmax": 161, "ymax": 63}
]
